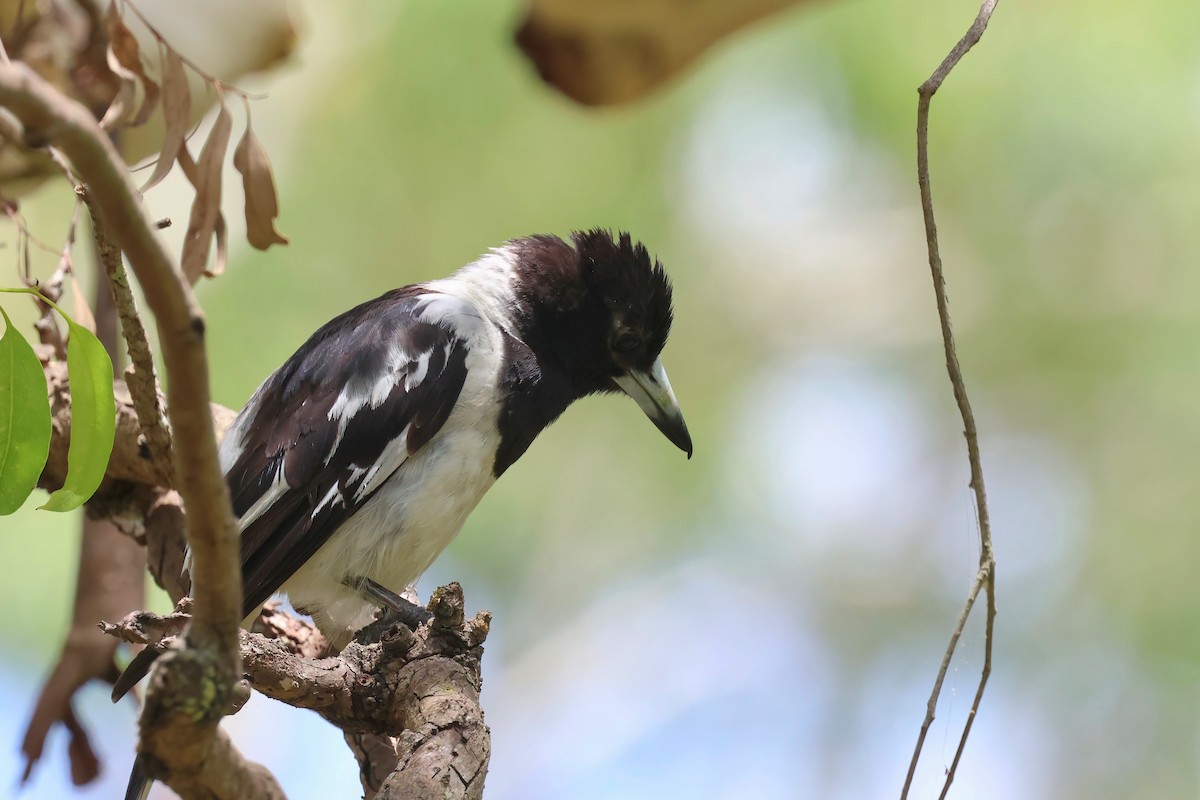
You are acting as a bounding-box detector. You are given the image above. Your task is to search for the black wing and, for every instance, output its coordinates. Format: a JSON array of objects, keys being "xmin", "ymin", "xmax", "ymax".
[{"xmin": 219, "ymin": 288, "xmax": 472, "ymax": 616}]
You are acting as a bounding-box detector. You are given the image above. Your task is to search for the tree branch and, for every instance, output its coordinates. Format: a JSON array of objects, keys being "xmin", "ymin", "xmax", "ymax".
[
  {"xmin": 38, "ymin": 357, "xmax": 236, "ymax": 492},
  {"xmin": 344, "ymin": 732, "xmax": 404, "ymax": 800},
  {"xmin": 103, "ymin": 587, "xmax": 493, "ymax": 800},
  {"xmin": 82, "ymin": 184, "xmax": 176, "ymax": 485},
  {"xmin": 20, "ymin": 517, "xmax": 145, "ymax": 786},
  {"xmin": 901, "ymin": 2, "xmax": 999, "ymax": 798},
  {"xmin": 0, "ymin": 60, "xmax": 270, "ymax": 798}
]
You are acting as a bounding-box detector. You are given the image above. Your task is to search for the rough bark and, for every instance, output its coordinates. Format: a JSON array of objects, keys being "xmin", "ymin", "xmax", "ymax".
[
  {"xmin": 103, "ymin": 587, "xmax": 493, "ymax": 800},
  {"xmin": 37, "ymin": 354, "xmax": 236, "ymax": 500}
]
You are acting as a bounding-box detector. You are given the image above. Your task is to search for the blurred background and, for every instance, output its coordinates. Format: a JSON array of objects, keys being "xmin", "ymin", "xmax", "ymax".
[{"xmin": 5, "ymin": 0, "xmax": 1200, "ymax": 797}]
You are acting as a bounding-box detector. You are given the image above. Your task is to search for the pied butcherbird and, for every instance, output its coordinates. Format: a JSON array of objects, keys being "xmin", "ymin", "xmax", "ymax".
[{"xmin": 118, "ymin": 229, "xmax": 691, "ymax": 799}]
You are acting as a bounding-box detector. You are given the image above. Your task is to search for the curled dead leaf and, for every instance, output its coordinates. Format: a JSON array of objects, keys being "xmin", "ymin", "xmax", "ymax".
[
  {"xmin": 142, "ymin": 49, "xmax": 192, "ymax": 191},
  {"xmin": 102, "ymin": 4, "xmax": 160, "ymax": 128},
  {"xmin": 179, "ymin": 99, "xmax": 232, "ymax": 284},
  {"xmin": 232, "ymin": 122, "xmax": 287, "ymax": 251},
  {"xmin": 97, "ymin": 50, "xmax": 136, "ymax": 131},
  {"xmin": 131, "ymin": 73, "xmax": 161, "ymax": 128},
  {"xmin": 515, "ymin": 0, "xmax": 811, "ymax": 105},
  {"xmin": 208, "ymin": 213, "xmax": 228, "ymax": 279},
  {"xmin": 176, "ymin": 133, "xmax": 198, "ymax": 183}
]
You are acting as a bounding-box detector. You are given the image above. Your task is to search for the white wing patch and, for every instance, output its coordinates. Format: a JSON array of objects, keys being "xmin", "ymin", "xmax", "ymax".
[
  {"xmin": 218, "ymin": 383, "xmax": 268, "ymax": 473},
  {"xmin": 238, "ymin": 466, "xmax": 289, "ymax": 529},
  {"xmin": 313, "ymin": 482, "xmax": 345, "ymax": 516},
  {"xmin": 405, "ymin": 350, "xmax": 432, "ymax": 392},
  {"xmin": 353, "ymin": 429, "xmax": 410, "ymax": 503},
  {"xmin": 325, "ymin": 341, "xmax": 434, "ymax": 462},
  {"xmin": 185, "ymin": 439, "xmax": 286, "ymax": 578},
  {"xmin": 311, "ymin": 429, "xmax": 409, "ymax": 523},
  {"xmin": 328, "ymin": 342, "xmax": 411, "ymax": 420},
  {"xmin": 216, "ymin": 380, "xmax": 295, "ymax": 529}
]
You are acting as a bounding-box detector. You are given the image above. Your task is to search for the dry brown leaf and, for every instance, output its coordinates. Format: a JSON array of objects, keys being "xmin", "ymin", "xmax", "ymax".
[
  {"xmin": 180, "ymin": 100, "xmax": 232, "ymax": 284},
  {"xmin": 177, "ymin": 142, "xmax": 199, "ymax": 185},
  {"xmin": 177, "ymin": 146, "xmax": 228, "ymax": 281},
  {"xmin": 105, "ymin": 5, "xmax": 141, "ymax": 70},
  {"xmin": 130, "ymin": 73, "xmax": 161, "ymax": 128},
  {"xmin": 98, "ymin": 47, "xmax": 136, "ymax": 131},
  {"xmin": 142, "ymin": 49, "xmax": 192, "ymax": 191},
  {"xmin": 232, "ymin": 123, "xmax": 288, "ymax": 250},
  {"xmin": 208, "ymin": 214, "xmax": 229, "ymax": 279},
  {"xmin": 102, "ymin": 4, "xmax": 160, "ymax": 128},
  {"xmin": 516, "ymin": 0, "xmax": 811, "ymax": 105}
]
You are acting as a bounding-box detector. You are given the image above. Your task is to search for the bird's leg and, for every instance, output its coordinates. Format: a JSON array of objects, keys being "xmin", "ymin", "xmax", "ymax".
[{"xmin": 342, "ymin": 575, "xmax": 433, "ymax": 629}]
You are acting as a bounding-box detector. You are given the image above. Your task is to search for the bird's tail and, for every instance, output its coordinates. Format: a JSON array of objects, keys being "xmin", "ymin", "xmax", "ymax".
[
  {"xmin": 124, "ymin": 756, "xmax": 154, "ymax": 800},
  {"xmin": 115, "ymin": 648, "xmax": 163, "ymax": 799},
  {"xmin": 112, "ymin": 645, "xmax": 162, "ymax": 702}
]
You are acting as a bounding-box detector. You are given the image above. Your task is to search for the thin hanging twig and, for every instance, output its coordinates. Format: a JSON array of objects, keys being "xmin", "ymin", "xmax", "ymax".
[{"xmin": 900, "ymin": 1, "xmax": 1000, "ymax": 798}]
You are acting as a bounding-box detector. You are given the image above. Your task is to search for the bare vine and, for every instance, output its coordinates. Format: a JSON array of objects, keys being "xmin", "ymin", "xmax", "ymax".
[{"xmin": 901, "ymin": 2, "xmax": 1000, "ymax": 798}]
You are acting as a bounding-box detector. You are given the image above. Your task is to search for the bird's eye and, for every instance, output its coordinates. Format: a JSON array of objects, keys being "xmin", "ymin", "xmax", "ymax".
[{"xmin": 613, "ymin": 333, "xmax": 641, "ymax": 353}]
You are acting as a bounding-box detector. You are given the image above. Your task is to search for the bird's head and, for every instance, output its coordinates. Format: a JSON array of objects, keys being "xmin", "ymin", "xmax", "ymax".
[{"xmin": 508, "ymin": 229, "xmax": 692, "ymax": 458}]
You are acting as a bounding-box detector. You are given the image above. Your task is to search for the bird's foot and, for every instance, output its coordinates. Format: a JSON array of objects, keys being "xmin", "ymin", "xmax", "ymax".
[
  {"xmin": 342, "ymin": 575, "xmax": 434, "ymax": 629},
  {"xmin": 343, "ymin": 579, "xmax": 491, "ymax": 655}
]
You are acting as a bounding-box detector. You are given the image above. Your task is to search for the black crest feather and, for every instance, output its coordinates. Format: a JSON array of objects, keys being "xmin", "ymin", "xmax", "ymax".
[{"xmin": 571, "ymin": 228, "xmax": 674, "ymax": 357}]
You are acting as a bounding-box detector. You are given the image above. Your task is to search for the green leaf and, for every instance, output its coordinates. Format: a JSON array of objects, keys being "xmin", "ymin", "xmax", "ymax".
[
  {"xmin": 40, "ymin": 314, "xmax": 115, "ymax": 512},
  {"xmin": 0, "ymin": 306, "xmax": 52, "ymax": 515},
  {"xmin": 0, "ymin": 287, "xmax": 117, "ymax": 513}
]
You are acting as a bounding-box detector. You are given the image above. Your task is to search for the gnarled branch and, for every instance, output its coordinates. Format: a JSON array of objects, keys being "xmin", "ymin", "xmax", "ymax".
[
  {"xmin": 103, "ymin": 587, "xmax": 493, "ymax": 800},
  {"xmin": 0, "ymin": 60, "xmax": 270, "ymax": 799}
]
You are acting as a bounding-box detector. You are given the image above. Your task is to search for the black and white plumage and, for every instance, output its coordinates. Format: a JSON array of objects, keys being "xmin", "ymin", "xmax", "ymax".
[
  {"xmin": 218, "ymin": 228, "xmax": 690, "ymax": 636},
  {"xmin": 222, "ymin": 287, "xmax": 479, "ymax": 636},
  {"xmin": 119, "ymin": 229, "xmax": 690, "ymax": 797}
]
